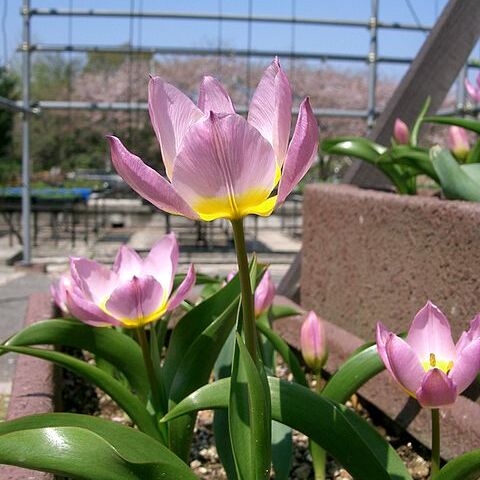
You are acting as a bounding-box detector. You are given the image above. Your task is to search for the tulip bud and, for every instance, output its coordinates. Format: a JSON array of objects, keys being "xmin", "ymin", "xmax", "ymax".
[
  {"xmin": 300, "ymin": 311, "xmax": 328, "ymax": 373},
  {"xmin": 254, "ymin": 270, "xmax": 276, "ymax": 317},
  {"xmin": 448, "ymin": 126, "xmax": 470, "ymax": 161},
  {"xmin": 393, "ymin": 118, "xmax": 409, "ymax": 145}
]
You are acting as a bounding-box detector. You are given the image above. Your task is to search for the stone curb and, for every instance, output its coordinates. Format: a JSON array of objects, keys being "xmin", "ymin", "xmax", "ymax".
[
  {"xmin": 0, "ymin": 292, "xmax": 56, "ymax": 479},
  {"xmin": 274, "ymin": 302, "xmax": 480, "ymax": 461}
]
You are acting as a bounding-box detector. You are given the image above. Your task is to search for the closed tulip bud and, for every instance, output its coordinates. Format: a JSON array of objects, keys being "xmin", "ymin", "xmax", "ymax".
[
  {"xmin": 254, "ymin": 270, "xmax": 276, "ymax": 317},
  {"xmin": 393, "ymin": 118, "xmax": 409, "ymax": 145},
  {"xmin": 448, "ymin": 126, "xmax": 470, "ymax": 161},
  {"xmin": 300, "ymin": 311, "xmax": 328, "ymax": 373}
]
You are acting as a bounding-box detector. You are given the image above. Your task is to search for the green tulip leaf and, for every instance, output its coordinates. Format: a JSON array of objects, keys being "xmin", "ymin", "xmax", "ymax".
[
  {"xmin": 388, "ymin": 145, "xmax": 439, "ymax": 182},
  {"xmin": 0, "ymin": 345, "xmax": 161, "ymax": 441},
  {"xmin": 0, "ymin": 413, "xmax": 197, "ymax": 479},
  {"xmin": 3, "ymin": 319, "xmax": 148, "ymax": 401},
  {"xmin": 424, "ymin": 116, "xmax": 480, "ymax": 135},
  {"xmin": 269, "ymin": 303, "xmax": 301, "ymax": 320},
  {"xmin": 229, "ymin": 333, "xmax": 271, "ymax": 479},
  {"xmin": 430, "ymin": 147, "xmax": 480, "ymax": 201},
  {"xmin": 410, "ymin": 96, "xmax": 431, "ymax": 147},
  {"xmin": 321, "ymin": 136, "xmax": 387, "ymax": 162},
  {"xmin": 432, "ymin": 449, "xmax": 480, "ymax": 480},
  {"xmin": 162, "ymin": 377, "xmax": 411, "ymax": 480}
]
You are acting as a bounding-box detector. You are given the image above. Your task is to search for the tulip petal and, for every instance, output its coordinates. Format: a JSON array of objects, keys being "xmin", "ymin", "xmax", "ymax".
[
  {"xmin": 70, "ymin": 257, "xmax": 117, "ymax": 305},
  {"xmin": 254, "ymin": 270, "xmax": 276, "ymax": 316},
  {"xmin": 112, "ymin": 245, "xmax": 143, "ymax": 282},
  {"xmin": 143, "ymin": 233, "xmax": 179, "ymax": 294},
  {"xmin": 148, "ymin": 76, "xmax": 203, "ymax": 179},
  {"xmin": 385, "ymin": 334, "xmax": 424, "ymax": 396},
  {"xmin": 277, "ymin": 98, "xmax": 318, "ymax": 205},
  {"xmin": 198, "ymin": 76, "xmax": 235, "ymax": 114},
  {"xmin": 248, "ymin": 58, "xmax": 292, "ymax": 165},
  {"xmin": 449, "ymin": 337, "xmax": 480, "ymax": 394},
  {"xmin": 406, "ymin": 301, "xmax": 456, "ymax": 363},
  {"xmin": 172, "ymin": 112, "xmax": 277, "ymax": 221},
  {"xmin": 376, "ymin": 322, "xmax": 394, "ymax": 373},
  {"xmin": 105, "ymin": 276, "xmax": 166, "ymax": 327},
  {"xmin": 416, "ymin": 368, "xmax": 457, "ymax": 408},
  {"xmin": 108, "ymin": 136, "xmax": 199, "ymax": 220},
  {"xmin": 456, "ymin": 314, "xmax": 480, "ymax": 355},
  {"xmin": 168, "ymin": 263, "xmax": 196, "ymax": 311},
  {"xmin": 66, "ymin": 290, "xmax": 121, "ymax": 327}
]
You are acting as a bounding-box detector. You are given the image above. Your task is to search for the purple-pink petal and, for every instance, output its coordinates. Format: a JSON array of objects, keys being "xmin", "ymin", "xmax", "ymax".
[
  {"xmin": 393, "ymin": 119, "xmax": 409, "ymax": 145},
  {"xmin": 465, "ymin": 78, "xmax": 480, "ymax": 102},
  {"xmin": 108, "ymin": 136, "xmax": 199, "ymax": 220},
  {"xmin": 112, "ymin": 245, "xmax": 143, "ymax": 282},
  {"xmin": 248, "ymin": 57, "xmax": 292, "ymax": 166},
  {"xmin": 106, "ymin": 276, "xmax": 164, "ymax": 323},
  {"xmin": 449, "ymin": 337, "xmax": 480, "ymax": 394},
  {"xmin": 172, "ymin": 112, "xmax": 277, "ymax": 220},
  {"xmin": 167, "ymin": 263, "xmax": 196, "ymax": 311},
  {"xmin": 406, "ymin": 301, "xmax": 456, "ymax": 363},
  {"xmin": 376, "ymin": 322, "xmax": 394, "ymax": 373},
  {"xmin": 69, "ymin": 257, "xmax": 116, "ymax": 304},
  {"xmin": 456, "ymin": 314, "xmax": 480, "ymax": 355},
  {"xmin": 277, "ymin": 98, "xmax": 318, "ymax": 205},
  {"xmin": 198, "ymin": 76, "xmax": 235, "ymax": 115},
  {"xmin": 385, "ymin": 334, "xmax": 424, "ymax": 396},
  {"xmin": 148, "ymin": 76, "xmax": 203, "ymax": 179},
  {"xmin": 416, "ymin": 368, "xmax": 457, "ymax": 408},
  {"xmin": 66, "ymin": 290, "xmax": 121, "ymax": 327}
]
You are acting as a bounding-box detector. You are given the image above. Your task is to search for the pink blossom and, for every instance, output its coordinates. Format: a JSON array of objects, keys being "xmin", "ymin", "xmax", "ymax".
[
  {"xmin": 108, "ymin": 57, "xmax": 319, "ymax": 222},
  {"xmin": 50, "ymin": 273, "xmax": 73, "ymax": 316},
  {"xmin": 393, "ymin": 118, "xmax": 409, "ymax": 145},
  {"xmin": 465, "ymin": 73, "xmax": 480, "ymax": 103},
  {"xmin": 254, "ymin": 270, "xmax": 276, "ymax": 317},
  {"xmin": 377, "ymin": 301, "xmax": 480, "ymax": 408},
  {"xmin": 448, "ymin": 126, "xmax": 470, "ymax": 161},
  {"xmin": 66, "ymin": 233, "xmax": 195, "ymax": 328}
]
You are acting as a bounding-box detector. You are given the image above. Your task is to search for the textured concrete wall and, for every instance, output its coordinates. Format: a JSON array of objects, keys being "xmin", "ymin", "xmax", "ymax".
[{"xmin": 301, "ymin": 184, "xmax": 480, "ymax": 341}]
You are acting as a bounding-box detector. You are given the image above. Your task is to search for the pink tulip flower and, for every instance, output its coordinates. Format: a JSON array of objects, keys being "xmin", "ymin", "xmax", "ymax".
[
  {"xmin": 465, "ymin": 73, "xmax": 480, "ymax": 103},
  {"xmin": 66, "ymin": 233, "xmax": 195, "ymax": 328},
  {"xmin": 300, "ymin": 311, "xmax": 328, "ymax": 373},
  {"xmin": 254, "ymin": 270, "xmax": 276, "ymax": 317},
  {"xmin": 108, "ymin": 57, "xmax": 318, "ymax": 222},
  {"xmin": 51, "ymin": 272, "xmax": 73, "ymax": 316},
  {"xmin": 448, "ymin": 126, "xmax": 470, "ymax": 161},
  {"xmin": 393, "ymin": 118, "xmax": 410, "ymax": 145},
  {"xmin": 377, "ymin": 301, "xmax": 480, "ymax": 408}
]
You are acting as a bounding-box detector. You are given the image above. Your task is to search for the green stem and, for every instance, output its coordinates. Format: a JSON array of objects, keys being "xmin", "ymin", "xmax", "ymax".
[
  {"xmin": 231, "ymin": 218, "xmax": 257, "ymax": 362},
  {"xmin": 311, "ymin": 372, "xmax": 326, "ymax": 480},
  {"xmin": 135, "ymin": 326, "xmax": 168, "ymax": 443},
  {"xmin": 431, "ymin": 408, "xmax": 440, "ymax": 477}
]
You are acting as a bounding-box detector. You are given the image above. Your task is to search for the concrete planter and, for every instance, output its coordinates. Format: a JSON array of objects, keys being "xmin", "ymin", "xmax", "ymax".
[
  {"xmin": 0, "ymin": 293, "xmax": 56, "ymax": 480},
  {"xmin": 301, "ymin": 183, "xmax": 480, "ymax": 340}
]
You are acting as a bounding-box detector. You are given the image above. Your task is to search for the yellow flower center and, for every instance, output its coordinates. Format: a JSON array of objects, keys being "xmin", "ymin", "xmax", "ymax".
[{"xmin": 421, "ymin": 352, "xmax": 454, "ymax": 374}]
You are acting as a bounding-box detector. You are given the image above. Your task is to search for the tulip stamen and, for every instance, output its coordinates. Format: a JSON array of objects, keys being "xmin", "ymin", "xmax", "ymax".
[{"xmin": 430, "ymin": 353, "xmax": 436, "ymax": 368}]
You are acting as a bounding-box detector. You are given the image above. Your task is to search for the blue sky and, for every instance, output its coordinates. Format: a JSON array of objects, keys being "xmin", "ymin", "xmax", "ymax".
[{"xmin": 3, "ymin": 0, "xmax": 476, "ymax": 82}]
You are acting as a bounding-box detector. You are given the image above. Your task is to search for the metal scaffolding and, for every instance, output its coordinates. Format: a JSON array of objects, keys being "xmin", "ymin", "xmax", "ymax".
[{"xmin": 8, "ymin": 0, "xmax": 477, "ymax": 263}]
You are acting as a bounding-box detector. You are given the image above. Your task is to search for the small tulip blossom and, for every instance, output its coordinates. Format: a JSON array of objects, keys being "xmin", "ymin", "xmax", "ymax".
[
  {"xmin": 448, "ymin": 126, "xmax": 470, "ymax": 161},
  {"xmin": 377, "ymin": 301, "xmax": 480, "ymax": 408},
  {"xmin": 300, "ymin": 311, "xmax": 328, "ymax": 373},
  {"xmin": 393, "ymin": 118, "xmax": 410, "ymax": 145},
  {"xmin": 254, "ymin": 270, "xmax": 276, "ymax": 317},
  {"xmin": 66, "ymin": 233, "xmax": 195, "ymax": 328},
  {"xmin": 51, "ymin": 273, "xmax": 73, "ymax": 316},
  {"xmin": 108, "ymin": 58, "xmax": 318, "ymax": 222}
]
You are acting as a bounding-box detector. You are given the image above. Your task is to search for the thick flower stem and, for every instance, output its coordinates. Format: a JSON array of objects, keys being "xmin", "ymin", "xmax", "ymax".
[
  {"xmin": 431, "ymin": 408, "xmax": 440, "ymax": 477},
  {"xmin": 231, "ymin": 218, "xmax": 257, "ymax": 362}
]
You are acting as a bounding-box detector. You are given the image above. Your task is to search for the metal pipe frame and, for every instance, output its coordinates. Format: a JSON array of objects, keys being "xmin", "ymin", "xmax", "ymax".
[
  {"xmin": 366, "ymin": 0, "xmax": 378, "ymax": 131},
  {"xmin": 0, "ymin": 95, "xmax": 36, "ymax": 113},
  {"xmin": 21, "ymin": 0, "xmax": 31, "ymax": 264},
  {"xmin": 28, "ymin": 8, "xmax": 432, "ymax": 32}
]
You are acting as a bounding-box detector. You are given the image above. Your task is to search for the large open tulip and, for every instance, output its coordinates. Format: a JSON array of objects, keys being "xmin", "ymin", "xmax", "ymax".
[
  {"xmin": 66, "ymin": 233, "xmax": 195, "ymax": 328},
  {"xmin": 377, "ymin": 301, "xmax": 480, "ymax": 408},
  {"xmin": 108, "ymin": 57, "xmax": 318, "ymax": 222}
]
